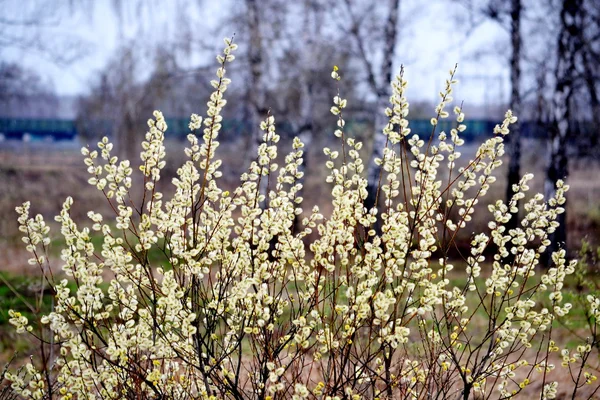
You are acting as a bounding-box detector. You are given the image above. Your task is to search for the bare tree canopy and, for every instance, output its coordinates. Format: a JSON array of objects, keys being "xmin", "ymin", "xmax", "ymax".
[
  {"xmin": 0, "ymin": 62, "xmax": 58, "ymax": 118},
  {"xmin": 337, "ymin": 0, "xmax": 402, "ymax": 214},
  {"xmin": 0, "ymin": 0, "xmax": 91, "ymax": 64}
]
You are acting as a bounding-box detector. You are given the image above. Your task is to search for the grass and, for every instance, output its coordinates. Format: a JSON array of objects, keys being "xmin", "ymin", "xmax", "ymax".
[
  {"xmin": 0, "ymin": 272, "xmax": 52, "ymax": 326},
  {"xmin": 0, "ymin": 271, "xmax": 84, "ymax": 325},
  {"xmin": 2, "ymin": 138, "xmax": 599, "ymax": 245},
  {"xmin": 49, "ymin": 230, "xmax": 171, "ymax": 268},
  {"xmin": 1, "ymin": 253, "xmax": 599, "ymax": 398},
  {"xmin": 0, "ymin": 271, "xmax": 57, "ymax": 364},
  {"xmin": 1, "ymin": 138, "xmax": 599, "ymax": 397}
]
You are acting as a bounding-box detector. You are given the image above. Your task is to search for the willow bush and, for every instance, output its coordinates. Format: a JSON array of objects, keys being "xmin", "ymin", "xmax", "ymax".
[{"xmin": 3, "ymin": 38, "xmax": 600, "ymax": 399}]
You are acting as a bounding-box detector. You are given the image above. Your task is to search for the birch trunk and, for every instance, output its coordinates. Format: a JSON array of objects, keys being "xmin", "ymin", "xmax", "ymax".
[
  {"xmin": 504, "ymin": 0, "xmax": 522, "ymax": 233},
  {"xmin": 364, "ymin": 0, "xmax": 401, "ymax": 212},
  {"xmin": 293, "ymin": 3, "xmax": 317, "ymax": 229},
  {"xmin": 544, "ymin": 0, "xmax": 582, "ymax": 265},
  {"xmin": 296, "ymin": 63, "xmax": 314, "ymax": 199},
  {"xmin": 244, "ymin": 0, "xmax": 271, "ymax": 204},
  {"xmin": 245, "ymin": 0, "xmax": 267, "ymax": 166},
  {"xmin": 582, "ymin": 48, "xmax": 600, "ymax": 144}
]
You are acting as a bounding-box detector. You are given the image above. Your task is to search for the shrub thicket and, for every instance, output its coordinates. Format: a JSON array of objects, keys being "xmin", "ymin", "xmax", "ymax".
[{"xmin": 2, "ymin": 38, "xmax": 599, "ymax": 399}]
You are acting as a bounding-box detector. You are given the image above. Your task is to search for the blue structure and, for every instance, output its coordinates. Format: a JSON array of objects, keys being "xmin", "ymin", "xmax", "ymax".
[
  {"xmin": 1, "ymin": 117, "xmax": 537, "ymax": 143},
  {"xmin": 0, "ymin": 118, "xmax": 77, "ymax": 141}
]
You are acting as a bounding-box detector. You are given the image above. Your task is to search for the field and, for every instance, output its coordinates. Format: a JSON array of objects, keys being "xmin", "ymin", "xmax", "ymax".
[
  {"xmin": 3, "ymin": 136, "xmax": 599, "ymax": 266},
  {"xmin": 1, "ymin": 134, "xmax": 599, "ymax": 397}
]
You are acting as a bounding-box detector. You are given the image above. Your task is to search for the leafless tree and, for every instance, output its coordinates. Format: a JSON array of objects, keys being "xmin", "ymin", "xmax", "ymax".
[
  {"xmin": 505, "ymin": 0, "xmax": 523, "ymax": 234},
  {"xmin": 453, "ymin": 0, "xmax": 523, "ymax": 233},
  {"xmin": 77, "ymin": 44, "xmax": 211, "ymax": 161},
  {"xmin": 544, "ymin": 0, "xmax": 584, "ymax": 262},
  {"xmin": 336, "ymin": 0, "xmax": 402, "ymax": 213},
  {"xmin": 575, "ymin": 1, "xmax": 600, "ymax": 154},
  {"xmin": 244, "ymin": 0, "xmax": 270, "ymax": 166},
  {"xmin": 0, "ymin": 0, "xmax": 91, "ymax": 65},
  {"xmin": 0, "ymin": 1, "xmax": 91, "ymax": 121},
  {"xmin": 78, "ymin": 46, "xmax": 145, "ymax": 161},
  {"xmin": 0, "ymin": 63, "xmax": 58, "ymax": 118},
  {"xmin": 231, "ymin": 0, "xmax": 339, "ymax": 211}
]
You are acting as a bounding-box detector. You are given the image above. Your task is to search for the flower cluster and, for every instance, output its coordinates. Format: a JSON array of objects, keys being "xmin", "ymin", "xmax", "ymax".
[{"xmin": 5, "ymin": 37, "xmax": 599, "ymax": 400}]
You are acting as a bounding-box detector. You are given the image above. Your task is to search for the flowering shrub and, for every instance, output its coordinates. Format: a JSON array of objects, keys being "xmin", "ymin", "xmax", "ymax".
[{"xmin": 3, "ymin": 38, "xmax": 600, "ymax": 399}]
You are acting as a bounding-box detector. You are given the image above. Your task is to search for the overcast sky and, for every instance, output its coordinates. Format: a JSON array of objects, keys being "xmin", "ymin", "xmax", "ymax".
[{"xmin": 1, "ymin": 0, "xmax": 510, "ymax": 109}]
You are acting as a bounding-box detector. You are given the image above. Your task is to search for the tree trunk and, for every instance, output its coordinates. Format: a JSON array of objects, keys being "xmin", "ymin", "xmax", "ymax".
[
  {"xmin": 293, "ymin": 1, "xmax": 317, "ymax": 230},
  {"xmin": 504, "ymin": 0, "xmax": 521, "ymax": 234},
  {"xmin": 543, "ymin": 0, "xmax": 583, "ymax": 266},
  {"xmin": 581, "ymin": 48, "xmax": 600, "ymax": 150},
  {"xmin": 245, "ymin": 0, "xmax": 267, "ymax": 165},
  {"xmin": 364, "ymin": 0, "xmax": 401, "ymax": 212},
  {"xmin": 244, "ymin": 0, "xmax": 272, "ymax": 207},
  {"xmin": 119, "ymin": 104, "xmax": 138, "ymax": 164},
  {"xmin": 365, "ymin": 96, "xmax": 391, "ymax": 211}
]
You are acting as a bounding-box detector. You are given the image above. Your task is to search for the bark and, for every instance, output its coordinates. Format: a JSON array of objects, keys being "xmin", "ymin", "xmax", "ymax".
[
  {"xmin": 297, "ymin": 1, "xmax": 317, "ymax": 180},
  {"xmin": 244, "ymin": 0, "xmax": 272, "ymax": 207},
  {"xmin": 504, "ymin": 0, "xmax": 522, "ymax": 234},
  {"xmin": 574, "ymin": 3, "xmax": 599, "ymax": 154},
  {"xmin": 114, "ymin": 51, "xmax": 140, "ymax": 163},
  {"xmin": 581, "ymin": 48, "xmax": 600, "ymax": 147},
  {"xmin": 534, "ymin": 58, "xmax": 550, "ymax": 126},
  {"xmin": 543, "ymin": 0, "xmax": 583, "ymax": 266},
  {"xmin": 297, "ymin": 79, "xmax": 314, "ymax": 184},
  {"xmin": 365, "ymin": 96, "xmax": 391, "ymax": 211},
  {"xmin": 118, "ymin": 102, "xmax": 138, "ymax": 163},
  {"xmin": 293, "ymin": 1, "xmax": 317, "ymax": 230},
  {"xmin": 245, "ymin": 0, "xmax": 268, "ymax": 165},
  {"xmin": 363, "ymin": 0, "xmax": 401, "ymax": 212}
]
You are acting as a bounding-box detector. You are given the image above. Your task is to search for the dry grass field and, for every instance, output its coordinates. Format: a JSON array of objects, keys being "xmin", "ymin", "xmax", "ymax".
[{"xmin": 1, "ymin": 134, "xmax": 599, "ymax": 397}]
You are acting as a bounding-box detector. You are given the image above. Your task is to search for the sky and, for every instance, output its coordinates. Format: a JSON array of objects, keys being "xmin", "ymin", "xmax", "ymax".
[{"xmin": 1, "ymin": 0, "xmax": 510, "ymax": 111}]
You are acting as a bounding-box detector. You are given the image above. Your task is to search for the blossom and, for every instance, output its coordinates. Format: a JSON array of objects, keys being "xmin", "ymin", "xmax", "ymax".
[{"xmin": 6, "ymin": 36, "xmax": 591, "ymax": 400}]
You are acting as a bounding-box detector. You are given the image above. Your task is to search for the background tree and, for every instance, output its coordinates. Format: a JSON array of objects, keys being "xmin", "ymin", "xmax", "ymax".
[
  {"xmin": 0, "ymin": 63, "xmax": 58, "ymax": 118},
  {"xmin": 506, "ymin": 0, "xmax": 523, "ymax": 234},
  {"xmin": 544, "ymin": 0, "xmax": 584, "ymax": 263},
  {"xmin": 339, "ymin": 0, "xmax": 402, "ymax": 212},
  {"xmin": 454, "ymin": 0, "xmax": 523, "ymax": 233},
  {"xmin": 0, "ymin": 0, "xmax": 90, "ymax": 65},
  {"xmin": 0, "ymin": 0, "xmax": 88, "ymax": 121},
  {"xmin": 572, "ymin": 1, "xmax": 600, "ymax": 158},
  {"xmin": 77, "ymin": 44, "xmax": 213, "ymax": 161},
  {"xmin": 77, "ymin": 45, "xmax": 147, "ymax": 161},
  {"xmin": 77, "ymin": 0, "xmax": 214, "ymax": 161},
  {"xmin": 231, "ymin": 0, "xmax": 355, "ymax": 211},
  {"xmin": 243, "ymin": 0, "xmax": 270, "ymax": 166}
]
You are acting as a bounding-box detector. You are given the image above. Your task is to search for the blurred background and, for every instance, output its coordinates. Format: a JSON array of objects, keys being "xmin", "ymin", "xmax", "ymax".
[{"xmin": 0, "ymin": 0, "xmax": 599, "ymax": 271}]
